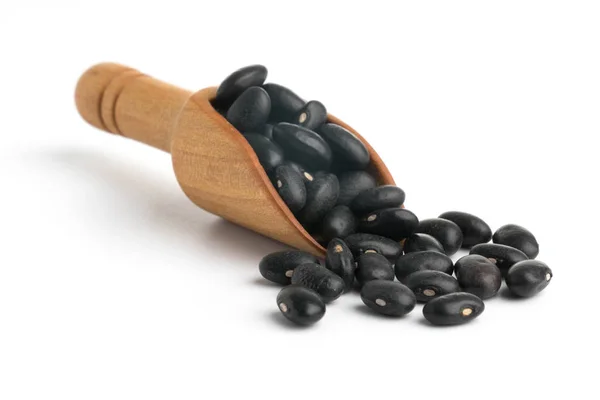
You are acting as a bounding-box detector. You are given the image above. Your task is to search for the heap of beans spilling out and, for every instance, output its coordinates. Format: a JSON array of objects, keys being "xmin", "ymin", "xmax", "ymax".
[{"xmin": 214, "ymin": 65, "xmax": 553, "ymax": 327}]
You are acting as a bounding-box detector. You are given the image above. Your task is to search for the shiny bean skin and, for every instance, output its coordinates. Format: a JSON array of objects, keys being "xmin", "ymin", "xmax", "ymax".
[
  {"xmin": 259, "ymin": 251, "xmax": 321, "ymax": 285},
  {"xmin": 281, "ymin": 161, "xmax": 314, "ymax": 183},
  {"xmin": 298, "ymin": 172, "xmax": 339, "ymax": 227},
  {"xmin": 405, "ymin": 270, "xmax": 461, "ymax": 302},
  {"xmin": 361, "ymin": 281, "xmax": 416, "ymax": 317},
  {"xmin": 493, "ymin": 224, "xmax": 539, "ymax": 259},
  {"xmin": 423, "ymin": 292, "xmax": 485, "ymax": 326},
  {"xmin": 438, "ymin": 211, "xmax": 492, "ymax": 248},
  {"xmin": 325, "ymin": 238, "xmax": 356, "ymax": 292},
  {"xmin": 351, "ymin": 185, "xmax": 406, "ymax": 215},
  {"xmin": 359, "ymin": 208, "xmax": 419, "ymax": 241},
  {"xmin": 355, "ymin": 253, "xmax": 395, "ymax": 286},
  {"xmin": 455, "ymin": 255, "xmax": 502, "ymax": 299},
  {"xmin": 243, "ymin": 134, "xmax": 284, "ymax": 171},
  {"xmin": 295, "ymin": 100, "xmax": 327, "ymax": 131},
  {"xmin": 403, "ymin": 233, "xmax": 445, "ymax": 254},
  {"xmin": 506, "ymin": 260, "xmax": 552, "ymax": 297},
  {"xmin": 291, "ymin": 263, "xmax": 345, "ymax": 302},
  {"xmin": 272, "ymin": 164, "xmax": 306, "ymax": 213},
  {"xmin": 272, "ymin": 122, "xmax": 332, "ymax": 171},
  {"xmin": 345, "ymin": 233, "xmax": 403, "ymax": 261},
  {"xmin": 394, "ymin": 251, "xmax": 454, "ymax": 283},
  {"xmin": 226, "ymin": 86, "xmax": 271, "ymax": 132},
  {"xmin": 336, "ymin": 171, "xmax": 377, "ymax": 206},
  {"xmin": 470, "ymin": 243, "xmax": 528, "ymax": 276},
  {"xmin": 320, "ymin": 205, "xmax": 357, "ymax": 243},
  {"xmin": 318, "ymin": 123, "xmax": 370, "ymax": 170},
  {"xmin": 214, "ymin": 64, "xmax": 268, "ymax": 108},
  {"xmin": 277, "ymin": 285, "xmax": 325, "ymax": 325},
  {"xmin": 416, "ymin": 218, "xmax": 464, "ymax": 256},
  {"xmin": 263, "ymin": 83, "xmax": 305, "ymax": 123}
]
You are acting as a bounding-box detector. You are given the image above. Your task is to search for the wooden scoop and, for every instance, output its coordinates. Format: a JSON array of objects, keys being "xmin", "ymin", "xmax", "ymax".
[{"xmin": 75, "ymin": 62, "xmax": 395, "ymax": 256}]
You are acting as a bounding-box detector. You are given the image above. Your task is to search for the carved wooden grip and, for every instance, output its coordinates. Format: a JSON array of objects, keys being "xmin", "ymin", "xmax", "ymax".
[{"xmin": 75, "ymin": 63, "xmax": 192, "ymax": 152}]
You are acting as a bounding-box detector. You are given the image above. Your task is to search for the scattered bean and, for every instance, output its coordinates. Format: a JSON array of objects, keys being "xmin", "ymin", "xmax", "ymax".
[
  {"xmin": 394, "ymin": 250, "xmax": 454, "ymax": 282},
  {"xmin": 358, "ymin": 207, "xmax": 419, "ymax": 241},
  {"xmin": 493, "ymin": 224, "xmax": 539, "ymax": 259},
  {"xmin": 361, "ymin": 281, "xmax": 416, "ymax": 317},
  {"xmin": 277, "ymin": 285, "xmax": 325, "ymax": 325},
  {"xmin": 416, "ymin": 218, "xmax": 463, "ymax": 256},
  {"xmin": 325, "ymin": 238, "xmax": 355, "ymax": 292},
  {"xmin": 403, "ymin": 233, "xmax": 445, "ymax": 254},
  {"xmin": 355, "ymin": 253, "xmax": 395, "ymax": 286},
  {"xmin": 259, "ymin": 250, "xmax": 321, "ymax": 285},
  {"xmin": 506, "ymin": 260, "xmax": 552, "ymax": 297},
  {"xmin": 351, "ymin": 185, "xmax": 406, "ymax": 215},
  {"xmin": 345, "ymin": 233, "xmax": 403, "ymax": 260},
  {"xmin": 438, "ymin": 211, "xmax": 492, "ymax": 248},
  {"xmin": 291, "ymin": 263, "xmax": 345, "ymax": 302},
  {"xmin": 469, "ymin": 243, "xmax": 528, "ymax": 276},
  {"xmin": 423, "ymin": 292, "xmax": 485, "ymax": 326},
  {"xmin": 455, "ymin": 255, "xmax": 502, "ymax": 299},
  {"xmin": 405, "ymin": 270, "xmax": 461, "ymax": 302}
]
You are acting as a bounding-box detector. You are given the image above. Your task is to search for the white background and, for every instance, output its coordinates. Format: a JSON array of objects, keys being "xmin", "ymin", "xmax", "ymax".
[{"xmin": 1, "ymin": 1, "xmax": 599, "ymax": 399}]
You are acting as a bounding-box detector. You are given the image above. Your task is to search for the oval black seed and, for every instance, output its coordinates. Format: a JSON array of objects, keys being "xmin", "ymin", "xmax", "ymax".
[
  {"xmin": 226, "ymin": 86, "xmax": 271, "ymax": 132},
  {"xmin": 455, "ymin": 255, "xmax": 502, "ymax": 299},
  {"xmin": 277, "ymin": 285, "xmax": 325, "ymax": 325},
  {"xmin": 318, "ymin": 123, "xmax": 370, "ymax": 170},
  {"xmin": 320, "ymin": 205, "xmax": 356, "ymax": 243},
  {"xmin": 281, "ymin": 160, "xmax": 313, "ymax": 183},
  {"xmin": 272, "ymin": 164, "xmax": 306, "ymax": 213},
  {"xmin": 438, "ymin": 211, "xmax": 492, "ymax": 248},
  {"xmin": 394, "ymin": 251, "xmax": 454, "ymax": 283},
  {"xmin": 272, "ymin": 122, "xmax": 332, "ymax": 171},
  {"xmin": 403, "ymin": 233, "xmax": 445, "ymax": 254},
  {"xmin": 263, "ymin": 83, "xmax": 305, "ymax": 123},
  {"xmin": 260, "ymin": 123, "xmax": 274, "ymax": 140},
  {"xmin": 470, "ymin": 243, "xmax": 529, "ymax": 276},
  {"xmin": 243, "ymin": 134, "xmax": 284, "ymax": 171},
  {"xmin": 361, "ymin": 281, "xmax": 416, "ymax": 317},
  {"xmin": 214, "ymin": 64, "xmax": 268, "ymax": 109},
  {"xmin": 291, "ymin": 263, "xmax": 345, "ymax": 302},
  {"xmin": 355, "ymin": 253, "xmax": 395, "ymax": 286},
  {"xmin": 350, "ymin": 185, "xmax": 406, "ymax": 215},
  {"xmin": 493, "ymin": 224, "xmax": 540, "ymax": 259},
  {"xmin": 298, "ymin": 172, "xmax": 339, "ymax": 227},
  {"xmin": 325, "ymin": 238, "xmax": 355, "ymax": 292},
  {"xmin": 345, "ymin": 233, "xmax": 403, "ymax": 261},
  {"xmin": 506, "ymin": 260, "xmax": 552, "ymax": 298},
  {"xmin": 416, "ymin": 218, "xmax": 464, "ymax": 256},
  {"xmin": 259, "ymin": 250, "xmax": 321, "ymax": 285},
  {"xmin": 423, "ymin": 292, "xmax": 485, "ymax": 326},
  {"xmin": 359, "ymin": 208, "xmax": 419, "ymax": 241},
  {"xmin": 405, "ymin": 270, "xmax": 461, "ymax": 302},
  {"xmin": 295, "ymin": 100, "xmax": 327, "ymax": 131},
  {"xmin": 336, "ymin": 171, "xmax": 377, "ymax": 206}
]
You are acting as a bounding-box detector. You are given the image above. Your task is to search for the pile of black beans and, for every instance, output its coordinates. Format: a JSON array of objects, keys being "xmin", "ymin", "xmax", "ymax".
[{"xmin": 215, "ymin": 65, "xmax": 553, "ymax": 327}]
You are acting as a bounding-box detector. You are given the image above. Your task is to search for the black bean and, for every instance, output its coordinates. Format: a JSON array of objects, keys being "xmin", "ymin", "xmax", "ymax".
[
  {"xmin": 320, "ymin": 205, "xmax": 356, "ymax": 243},
  {"xmin": 298, "ymin": 172, "xmax": 339, "ymax": 227},
  {"xmin": 416, "ymin": 218, "xmax": 464, "ymax": 256},
  {"xmin": 318, "ymin": 123, "xmax": 370, "ymax": 170},
  {"xmin": 360, "ymin": 281, "xmax": 416, "ymax": 317},
  {"xmin": 345, "ymin": 233, "xmax": 403, "ymax": 261},
  {"xmin": 325, "ymin": 238, "xmax": 355, "ymax": 292},
  {"xmin": 403, "ymin": 233, "xmax": 445, "ymax": 254},
  {"xmin": 272, "ymin": 164, "xmax": 306, "ymax": 213},
  {"xmin": 455, "ymin": 255, "xmax": 502, "ymax": 299},
  {"xmin": 226, "ymin": 86, "xmax": 271, "ymax": 132},
  {"xmin": 438, "ymin": 211, "xmax": 492, "ymax": 248},
  {"xmin": 243, "ymin": 134, "xmax": 284, "ymax": 171},
  {"xmin": 263, "ymin": 83, "xmax": 305, "ymax": 123},
  {"xmin": 281, "ymin": 161, "xmax": 313, "ymax": 183},
  {"xmin": 405, "ymin": 270, "xmax": 461, "ymax": 302},
  {"xmin": 350, "ymin": 185, "xmax": 406, "ymax": 215},
  {"xmin": 355, "ymin": 253, "xmax": 395, "ymax": 286},
  {"xmin": 394, "ymin": 251, "xmax": 454, "ymax": 283},
  {"xmin": 336, "ymin": 171, "xmax": 377, "ymax": 206},
  {"xmin": 493, "ymin": 224, "xmax": 539, "ymax": 259},
  {"xmin": 469, "ymin": 243, "xmax": 528, "ymax": 276},
  {"xmin": 295, "ymin": 100, "xmax": 327, "ymax": 131},
  {"xmin": 359, "ymin": 207, "xmax": 419, "ymax": 241},
  {"xmin": 259, "ymin": 250, "xmax": 321, "ymax": 285},
  {"xmin": 423, "ymin": 292, "xmax": 485, "ymax": 326},
  {"xmin": 277, "ymin": 285, "xmax": 325, "ymax": 325},
  {"xmin": 272, "ymin": 123, "xmax": 332, "ymax": 171},
  {"xmin": 214, "ymin": 64, "xmax": 268, "ymax": 109},
  {"xmin": 506, "ymin": 260, "xmax": 552, "ymax": 298},
  {"xmin": 291, "ymin": 263, "xmax": 345, "ymax": 302},
  {"xmin": 260, "ymin": 123, "xmax": 274, "ymax": 140}
]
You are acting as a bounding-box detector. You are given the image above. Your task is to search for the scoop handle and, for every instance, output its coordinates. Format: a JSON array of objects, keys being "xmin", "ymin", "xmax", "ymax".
[{"xmin": 75, "ymin": 63, "xmax": 193, "ymax": 152}]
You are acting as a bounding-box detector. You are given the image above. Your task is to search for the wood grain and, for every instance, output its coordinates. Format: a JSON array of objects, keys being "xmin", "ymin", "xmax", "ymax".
[{"xmin": 75, "ymin": 63, "xmax": 395, "ymax": 256}]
